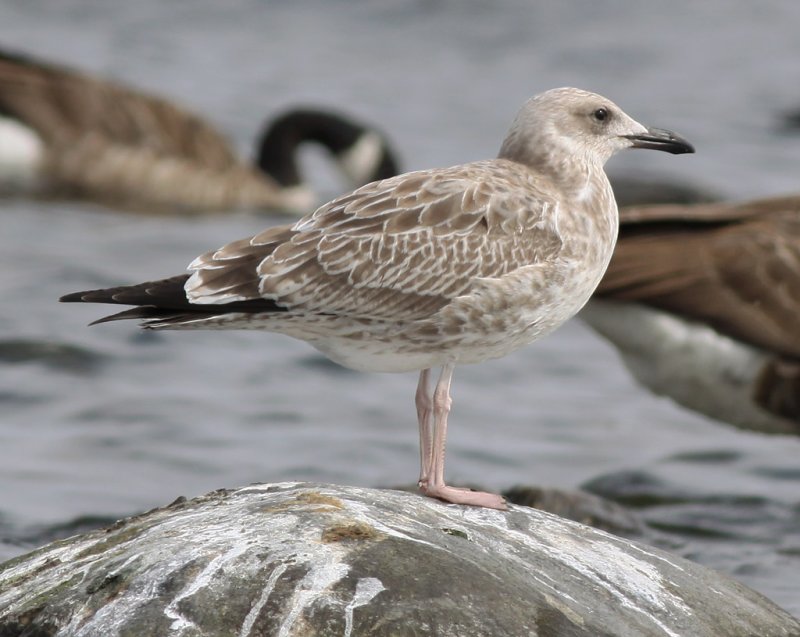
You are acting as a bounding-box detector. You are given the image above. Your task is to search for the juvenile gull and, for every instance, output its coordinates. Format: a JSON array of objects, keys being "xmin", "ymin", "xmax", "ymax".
[
  {"xmin": 582, "ymin": 195, "xmax": 800, "ymax": 435},
  {"xmin": 0, "ymin": 48, "xmax": 397, "ymax": 214},
  {"xmin": 61, "ymin": 88, "xmax": 694, "ymax": 509}
]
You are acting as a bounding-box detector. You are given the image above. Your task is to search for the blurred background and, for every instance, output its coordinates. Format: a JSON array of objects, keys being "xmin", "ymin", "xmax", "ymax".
[{"xmin": 0, "ymin": 0, "xmax": 798, "ymax": 615}]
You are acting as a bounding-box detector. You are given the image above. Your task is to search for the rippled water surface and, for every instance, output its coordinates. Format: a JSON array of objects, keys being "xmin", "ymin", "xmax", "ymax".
[{"xmin": 1, "ymin": 0, "xmax": 799, "ymax": 616}]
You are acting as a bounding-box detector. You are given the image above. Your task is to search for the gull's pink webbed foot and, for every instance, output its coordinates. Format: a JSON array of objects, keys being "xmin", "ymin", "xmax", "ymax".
[
  {"xmin": 419, "ymin": 482, "xmax": 508, "ymax": 510},
  {"xmin": 415, "ymin": 364, "xmax": 507, "ymax": 511}
]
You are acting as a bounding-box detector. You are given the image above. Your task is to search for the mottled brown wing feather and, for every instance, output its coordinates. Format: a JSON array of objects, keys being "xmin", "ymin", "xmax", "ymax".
[
  {"xmin": 186, "ymin": 160, "xmax": 564, "ymax": 321},
  {"xmin": 0, "ymin": 49, "xmax": 239, "ymax": 170},
  {"xmin": 598, "ymin": 207, "xmax": 800, "ymax": 358},
  {"xmin": 617, "ymin": 194, "xmax": 800, "ymax": 225}
]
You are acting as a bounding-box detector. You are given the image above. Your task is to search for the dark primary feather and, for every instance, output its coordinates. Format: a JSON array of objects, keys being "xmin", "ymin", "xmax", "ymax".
[{"xmin": 59, "ymin": 274, "xmax": 286, "ymax": 325}]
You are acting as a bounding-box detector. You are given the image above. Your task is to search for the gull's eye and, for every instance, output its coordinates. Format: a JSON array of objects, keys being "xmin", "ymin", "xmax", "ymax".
[{"xmin": 593, "ymin": 107, "xmax": 609, "ymax": 122}]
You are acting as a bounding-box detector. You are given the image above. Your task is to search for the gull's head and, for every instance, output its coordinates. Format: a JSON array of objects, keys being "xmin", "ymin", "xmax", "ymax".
[{"xmin": 499, "ymin": 87, "xmax": 694, "ymax": 170}]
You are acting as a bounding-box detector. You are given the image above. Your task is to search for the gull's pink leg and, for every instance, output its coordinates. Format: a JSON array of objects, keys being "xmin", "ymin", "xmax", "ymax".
[
  {"xmin": 415, "ymin": 369, "xmax": 433, "ymax": 487},
  {"xmin": 418, "ymin": 363, "xmax": 507, "ymax": 510}
]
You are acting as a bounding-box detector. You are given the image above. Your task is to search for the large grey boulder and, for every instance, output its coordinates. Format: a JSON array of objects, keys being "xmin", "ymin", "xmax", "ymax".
[{"xmin": 1, "ymin": 482, "xmax": 797, "ymax": 637}]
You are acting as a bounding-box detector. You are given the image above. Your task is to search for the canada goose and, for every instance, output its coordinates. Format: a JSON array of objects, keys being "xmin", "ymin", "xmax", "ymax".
[
  {"xmin": 0, "ymin": 49, "xmax": 399, "ymax": 214},
  {"xmin": 581, "ymin": 195, "xmax": 800, "ymax": 435}
]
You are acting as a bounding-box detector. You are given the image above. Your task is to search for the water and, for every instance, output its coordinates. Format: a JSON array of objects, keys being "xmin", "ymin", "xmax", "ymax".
[{"xmin": 1, "ymin": 0, "xmax": 799, "ymax": 616}]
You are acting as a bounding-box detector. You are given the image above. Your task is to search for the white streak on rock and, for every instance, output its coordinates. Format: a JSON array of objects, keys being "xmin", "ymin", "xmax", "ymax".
[
  {"xmin": 239, "ymin": 562, "xmax": 289, "ymax": 637},
  {"xmin": 164, "ymin": 542, "xmax": 251, "ymax": 633},
  {"xmin": 237, "ymin": 481, "xmax": 302, "ymax": 494},
  {"xmin": 114, "ymin": 552, "xmax": 144, "ymax": 572},
  {"xmin": 543, "ymin": 593, "xmax": 586, "ymax": 628},
  {"xmin": 497, "ymin": 512, "xmax": 693, "ymax": 637},
  {"xmin": 277, "ymin": 554, "xmax": 350, "ymax": 637},
  {"xmin": 344, "ymin": 577, "xmax": 386, "ymax": 637},
  {"xmin": 627, "ymin": 542, "xmax": 687, "ymax": 573},
  {"xmin": 325, "ymin": 488, "xmax": 438, "ymax": 547}
]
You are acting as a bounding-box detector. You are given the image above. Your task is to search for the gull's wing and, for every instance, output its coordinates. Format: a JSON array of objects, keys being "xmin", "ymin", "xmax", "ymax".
[
  {"xmin": 0, "ymin": 48, "xmax": 239, "ymax": 170},
  {"xmin": 597, "ymin": 197, "xmax": 800, "ymax": 358},
  {"xmin": 186, "ymin": 159, "xmax": 564, "ymax": 321}
]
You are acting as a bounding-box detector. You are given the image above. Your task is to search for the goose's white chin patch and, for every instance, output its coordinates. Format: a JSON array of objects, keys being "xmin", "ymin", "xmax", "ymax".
[
  {"xmin": 280, "ymin": 184, "xmax": 316, "ymax": 214},
  {"xmin": 338, "ymin": 131, "xmax": 383, "ymax": 184},
  {"xmin": 0, "ymin": 116, "xmax": 44, "ymax": 191}
]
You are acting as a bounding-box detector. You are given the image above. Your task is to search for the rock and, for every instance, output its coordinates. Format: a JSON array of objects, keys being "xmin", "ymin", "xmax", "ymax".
[
  {"xmin": 1, "ymin": 482, "xmax": 797, "ymax": 637},
  {"xmin": 503, "ymin": 484, "xmax": 645, "ymax": 536},
  {"xmin": 0, "ymin": 339, "xmax": 107, "ymax": 373},
  {"xmin": 778, "ymin": 108, "xmax": 800, "ymax": 131},
  {"xmin": 393, "ymin": 482, "xmax": 646, "ymax": 537}
]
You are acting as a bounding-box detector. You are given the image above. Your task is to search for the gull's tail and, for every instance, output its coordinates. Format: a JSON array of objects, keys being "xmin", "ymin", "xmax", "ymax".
[{"xmin": 60, "ymin": 275, "xmax": 285, "ymax": 327}]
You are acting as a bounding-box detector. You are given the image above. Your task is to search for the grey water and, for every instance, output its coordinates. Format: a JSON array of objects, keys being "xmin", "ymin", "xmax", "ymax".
[{"xmin": 1, "ymin": 0, "xmax": 799, "ymax": 616}]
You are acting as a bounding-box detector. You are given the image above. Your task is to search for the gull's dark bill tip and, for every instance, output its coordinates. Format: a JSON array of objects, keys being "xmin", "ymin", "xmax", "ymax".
[
  {"xmin": 625, "ymin": 127, "xmax": 695, "ymax": 155},
  {"xmin": 60, "ymin": 291, "xmax": 86, "ymax": 303}
]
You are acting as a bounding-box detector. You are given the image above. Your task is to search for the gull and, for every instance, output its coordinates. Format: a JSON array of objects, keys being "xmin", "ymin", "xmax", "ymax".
[
  {"xmin": 61, "ymin": 87, "xmax": 694, "ymax": 509},
  {"xmin": 0, "ymin": 48, "xmax": 397, "ymax": 214},
  {"xmin": 582, "ymin": 195, "xmax": 800, "ymax": 435}
]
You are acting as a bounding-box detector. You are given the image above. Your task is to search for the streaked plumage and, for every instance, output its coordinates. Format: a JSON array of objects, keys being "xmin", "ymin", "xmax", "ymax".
[
  {"xmin": 583, "ymin": 195, "xmax": 800, "ymax": 434},
  {"xmin": 0, "ymin": 49, "xmax": 397, "ymax": 214},
  {"xmin": 62, "ymin": 87, "xmax": 694, "ymax": 508}
]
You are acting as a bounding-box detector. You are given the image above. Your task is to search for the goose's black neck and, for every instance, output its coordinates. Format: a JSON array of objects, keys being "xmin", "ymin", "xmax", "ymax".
[{"xmin": 255, "ymin": 108, "xmax": 398, "ymax": 187}]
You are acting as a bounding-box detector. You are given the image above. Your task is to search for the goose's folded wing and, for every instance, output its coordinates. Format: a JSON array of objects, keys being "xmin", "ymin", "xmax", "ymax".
[
  {"xmin": 598, "ymin": 206, "xmax": 800, "ymax": 358},
  {"xmin": 0, "ymin": 48, "xmax": 239, "ymax": 170},
  {"xmin": 617, "ymin": 194, "xmax": 800, "ymax": 225}
]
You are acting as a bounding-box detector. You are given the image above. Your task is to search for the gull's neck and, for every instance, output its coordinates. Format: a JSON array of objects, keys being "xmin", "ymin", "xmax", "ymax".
[
  {"xmin": 498, "ymin": 128, "xmax": 619, "ymax": 278},
  {"xmin": 498, "ymin": 130, "xmax": 606, "ymax": 200}
]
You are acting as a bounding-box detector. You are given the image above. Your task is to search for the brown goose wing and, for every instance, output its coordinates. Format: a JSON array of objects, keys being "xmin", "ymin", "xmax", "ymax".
[
  {"xmin": 617, "ymin": 194, "xmax": 800, "ymax": 225},
  {"xmin": 0, "ymin": 49, "xmax": 239, "ymax": 170},
  {"xmin": 599, "ymin": 200, "xmax": 800, "ymax": 358}
]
